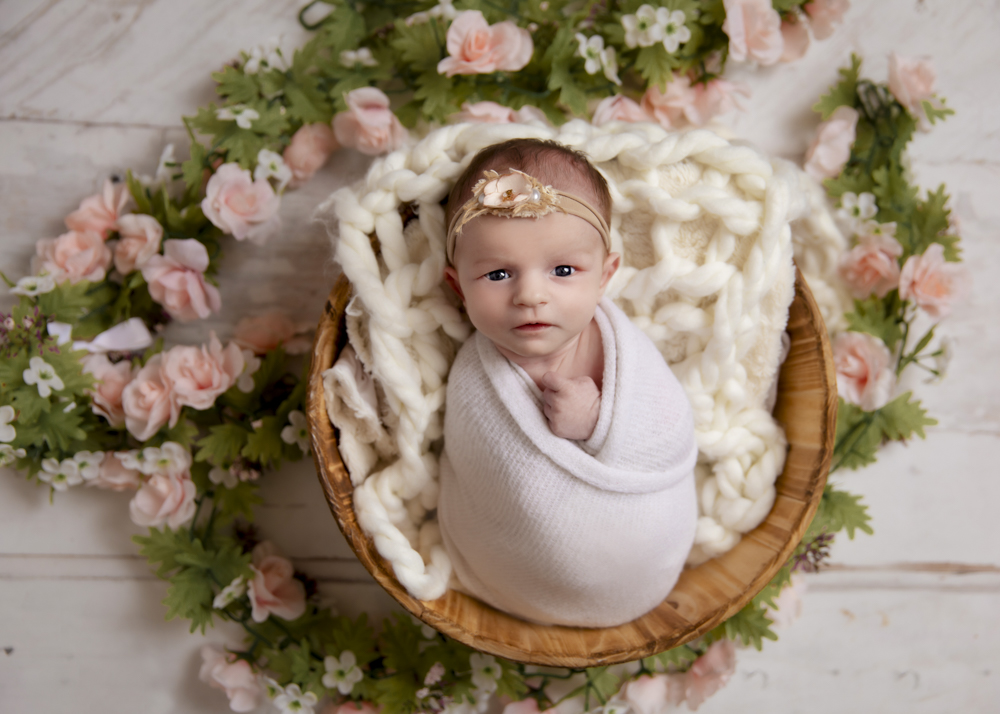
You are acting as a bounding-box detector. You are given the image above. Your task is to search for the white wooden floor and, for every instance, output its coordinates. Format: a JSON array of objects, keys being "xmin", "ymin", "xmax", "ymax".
[{"xmin": 1, "ymin": 1, "xmax": 998, "ymax": 712}]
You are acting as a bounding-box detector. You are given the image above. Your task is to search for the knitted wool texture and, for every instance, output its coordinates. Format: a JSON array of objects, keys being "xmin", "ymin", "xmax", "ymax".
[{"xmin": 321, "ymin": 120, "xmax": 804, "ymax": 601}]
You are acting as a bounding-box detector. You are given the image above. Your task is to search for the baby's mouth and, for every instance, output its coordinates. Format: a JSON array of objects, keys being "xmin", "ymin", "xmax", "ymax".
[{"xmin": 514, "ymin": 322, "xmax": 551, "ymax": 331}]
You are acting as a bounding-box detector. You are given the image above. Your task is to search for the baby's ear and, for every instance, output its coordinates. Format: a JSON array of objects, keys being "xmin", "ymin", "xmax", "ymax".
[
  {"xmin": 599, "ymin": 252, "xmax": 621, "ymax": 294},
  {"xmin": 443, "ymin": 266, "xmax": 465, "ymax": 302}
]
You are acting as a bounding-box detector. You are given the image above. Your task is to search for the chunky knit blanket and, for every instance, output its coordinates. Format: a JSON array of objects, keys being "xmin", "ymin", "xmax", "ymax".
[
  {"xmin": 320, "ymin": 120, "xmax": 820, "ymax": 602},
  {"xmin": 438, "ymin": 298, "xmax": 697, "ymax": 627}
]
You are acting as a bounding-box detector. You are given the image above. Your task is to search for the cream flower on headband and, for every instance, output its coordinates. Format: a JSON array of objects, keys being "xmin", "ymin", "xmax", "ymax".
[{"xmin": 479, "ymin": 171, "xmax": 542, "ymax": 207}]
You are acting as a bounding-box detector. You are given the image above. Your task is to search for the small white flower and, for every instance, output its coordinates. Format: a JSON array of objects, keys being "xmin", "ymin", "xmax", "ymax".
[
  {"xmin": 23, "ymin": 356, "xmax": 64, "ymax": 398},
  {"xmin": 660, "ymin": 9, "xmax": 691, "ymax": 53},
  {"xmin": 0, "ymin": 405, "xmax": 16, "ymax": 443},
  {"xmin": 424, "ymin": 661, "xmax": 445, "ymax": 686},
  {"xmin": 322, "ymin": 650, "xmax": 364, "ymax": 695},
  {"xmin": 234, "ymin": 465, "xmax": 260, "ymax": 482},
  {"xmin": 254, "ymin": 149, "xmax": 293, "ymax": 190},
  {"xmin": 622, "ymin": 4, "xmax": 665, "ymax": 49},
  {"xmin": 576, "ymin": 34, "xmax": 605, "ymax": 75},
  {"xmin": 3, "ymin": 317, "xmax": 14, "ymax": 330},
  {"xmin": 39, "ymin": 458, "xmax": 83, "ymax": 491},
  {"xmin": 339, "ymin": 47, "xmax": 379, "ymax": 68},
  {"xmin": 469, "ymin": 652, "xmax": 500, "ymax": 693},
  {"xmin": 600, "ymin": 698, "xmax": 630, "ymax": 714},
  {"xmin": 11, "ymin": 274, "xmax": 56, "ymax": 297},
  {"xmin": 62, "ymin": 401, "xmax": 76, "ymax": 413},
  {"xmin": 213, "ymin": 575, "xmax": 247, "ymax": 608},
  {"xmin": 272, "ymin": 682, "xmax": 319, "ymax": 713},
  {"xmin": 261, "ymin": 676, "xmax": 284, "ymax": 700},
  {"xmin": 115, "ymin": 449, "xmax": 144, "ymax": 472},
  {"xmin": 216, "ymin": 104, "xmax": 260, "ymax": 130},
  {"xmin": 154, "ymin": 143, "xmax": 177, "ymax": 185},
  {"xmin": 837, "ymin": 191, "xmax": 878, "ymax": 232},
  {"xmin": 46, "ymin": 321, "xmax": 73, "ymax": 345},
  {"xmin": 405, "ymin": 0, "xmax": 457, "ymax": 26},
  {"xmin": 601, "ymin": 45, "xmax": 621, "ymax": 86},
  {"xmin": 0, "ymin": 444, "xmax": 26, "ymax": 467},
  {"xmin": 209, "ymin": 465, "xmax": 239, "ymax": 489},
  {"xmin": 238, "ymin": 349, "xmax": 261, "ymax": 393},
  {"xmin": 138, "ymin": 441, "xmax": 192, "ymax": 477},
  {"xmin": 244, "ymin": 37, "xmax": 289, "ymax": 74},
  {"xmin": 73, "ymin": 450, "xmax": 105, "ymax": 481},
  {"xmin": 281, "ymin": 410, "xmax": 310, "ymax": 454}
]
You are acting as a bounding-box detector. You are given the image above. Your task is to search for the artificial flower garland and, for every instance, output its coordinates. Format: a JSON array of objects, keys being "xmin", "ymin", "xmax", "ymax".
[{"xmin": 0, "ymin": 2, "xmax": 965, "ymax": 712}]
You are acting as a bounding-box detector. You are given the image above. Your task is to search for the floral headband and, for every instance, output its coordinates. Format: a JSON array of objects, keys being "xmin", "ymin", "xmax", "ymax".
[{"xmin": 446, "ymin": 169, "xmax": 611, "ymax": 265}]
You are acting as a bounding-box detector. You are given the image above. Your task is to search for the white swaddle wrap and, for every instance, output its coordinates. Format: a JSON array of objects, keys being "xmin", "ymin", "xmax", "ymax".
[{"xmin": 438, "ymin": 298, "xmax": 697, "ymax": 627}]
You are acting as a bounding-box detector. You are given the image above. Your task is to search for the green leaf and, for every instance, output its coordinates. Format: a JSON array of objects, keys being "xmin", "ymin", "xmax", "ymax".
[
  {"xmin": 709, "ymin": 600, "xmax": 777, "ymax": 651},
  {"xmin": 911, "ymin": 185, "xmax": 961, "ymax": 260},
  {"xmin": 877, "ymin": 391, "xmax": 937, "ymax": 441},
  {"xmin": 133, "ymin": 527, "xmax": 190, "ymax": 578},
  {"xmin": 126, "ymin": 170, "xmax": 154, "ymax": 215},
  {"xmin": 645, "ymin": 644, "xmax": 700, "ymax": 672},
  {"xmin": 285, "ymin": 81, "xmax": 334, "ymax": 124},
  {"xmin": 34, "ymin": 406, "xmax": 88, "ymax": 452},
  {"xmin": 372, "ymin": 673, "xmax": 420, "ymax": 714},
  {"xmin": 813, "ymin": 54, "xmax": 861, "ymax": 120},
  {"xmin": 585, "ymin": 666, "xmax": 621, "ymax": 705},
  {"xmin": 163, "ymin": 566, "xmax": 216, "ymax": 633},
  {"xmin": 213, "ymin": 65, "xmax": 261, "ymax": 104},
  {"xmin": 921, "ymin": 98, "xmax": 954, "ymax": 126},
  {"xmin": 182, "ymin": 142, "xmax": 209, "ymax": 195},
  {"xmin": 241, "ymin": 415, "xmax": 287, "ymax": 467},
  {"xmin": 195, "ymin": 423, "xmax": 250, "ymax": 467},
  {"xmin": 164, "ymin": 418, "xmax": 200, "ymax": 450},
  {"xmin": 814, "ymin": 485, "xmax": 874, "ymax": 540},
  {"xmin": 634, "ymin": 45, "xmax": 677, "ymax": 92},
  {"xmin": 213, "ymin": 480, "xmax": 263, "ymax": 525},
  {"xmin": 391, "ymin": 18, "xmax": 445, "ymax": 74},
  {"xmin": 414, "ymin": 70, "xmax": 459, "ymax": 123},
  {"xmin": 844, "ymin": 299, "xmax": 904, "ymax": 351},
  {"xmin": 832, "ymin": 398, "xmax": 881, "ymax": 472}
]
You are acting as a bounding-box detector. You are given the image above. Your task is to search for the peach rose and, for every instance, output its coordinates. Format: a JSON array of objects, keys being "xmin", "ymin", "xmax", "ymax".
[
  {"xmin": 804, "ymin": 0, "xmax": 850, "ymax": 40},
  {"xmin": 88, "ymin": 452, "xmax": 142, "ymax": 491},
  {"xmin": 326, "ymin": 703, "xmax": 380, "ymax": 714},
  {"xmin": 437, "ymin": 10, "xmax": 533, "ymax": 76},
  {"xmin": 141, "ymin": 239, "xmax": 222, "ymax": 322},
  {"xmin": 247, "ymin": 541, "xmax": 306, "ymax": 622},
  {"xmin": 333, "ymin": 87, "xmax": 409, "ymax": 156},
  {"xmin": 161, "ymin": 333, "xmax": 244, "ymax": 411},
  {"xmin": 453, "ymin": 101, "xmax": 548, "ymax": 124},
  {"xmin": 35, "ymin": 230, "xmax": 112, "ymax": 284},
  {"xmin": 201, "ymin": 162, "xmax": 281, "ymax": 244},
  {"xmin": 833, "ymin": 331, "xmax": 895, "ymax": 411},
  {"xmin": 121, "ymin": 353, "xmax": 179, "ymax": 441},
  {"xmin": 65, "ymin": 178, "xmax": 131, "ymax": 238},
  {"xmin": 722, "ymin": 0, "xmax": 784, "ymax": 66},
  {"xmin": 113, "ymin": 213, "xmax": 163, "ymax": 274},
  {"xmin": 82, "ymin": 353, "xmax": 133, "ymax": 427},
  {"xmin": 898, "ymin": 242, "xmax": 969, "ymax": 318},
  {"xmin": 838, "ymin": 229, "xmax": 902, "ymax": 299},
  {"xmin": 233, "ymin": 310, "xmax": 312, "ymax": 355},
  {"xmin": 200, "ymin": 645, "xmax": 263, "ymax": 713},
  {"xmin": 804, "ymin": 105, "xmax": 858, "ymax": 180},
  {"xmin": 592, "ymin": 95, "xmax": 651, "ymax": 125},
  {"xmin": 284, "ymin": 123, "xmax": 339, "ymax": 186},
  {"xmin": 129, "ymin": 470, "xmax": 196, "ymax": 528},
  {"xmin": 684, "ymin": 640, "xmax": 736, "ymax": 710},
  {"xmin": 623, "ymin": 674, "xmax": 685, "ymax": 714},
  {"xmin": 642, "ymin": 76, "xmax": 747, "ymax": 129},
  {"xmin": 780, "ymin": 14, "xmax": 810, "ymax": 63},
  {"xmin": 888, "ymin": 53, "xmax": 936, "ymax": 123}
]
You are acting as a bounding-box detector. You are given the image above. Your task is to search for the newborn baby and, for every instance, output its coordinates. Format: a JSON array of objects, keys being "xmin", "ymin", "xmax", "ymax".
[{"xmin": 437, "ymin": 138, "xmax": 697, "ymax": 628}]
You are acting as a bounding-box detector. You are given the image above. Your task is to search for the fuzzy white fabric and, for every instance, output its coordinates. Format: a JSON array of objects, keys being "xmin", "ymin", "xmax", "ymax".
[
  {"xmin": 320, "ymin": 120, "xmax": 813, "ymax": 602},
  {"xmin": 438, "ymin": 299, "xmax": 697, "ymax": 627}
]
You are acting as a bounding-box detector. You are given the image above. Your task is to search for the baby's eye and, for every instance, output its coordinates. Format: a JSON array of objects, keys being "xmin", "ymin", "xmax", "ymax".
[
  {"xmin": 485, "ymin": 269, "xmax": 511, "ymax": 281},
  {"xmin": 553, "ymin": 265, "xmax": 575, "ymax": 277}
]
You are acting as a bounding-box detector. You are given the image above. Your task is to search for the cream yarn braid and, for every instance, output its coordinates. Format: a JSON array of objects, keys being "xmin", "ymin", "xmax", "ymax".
[{"xmin": 320, "ymin": 120, "xmax": 819, "ymax": 600}]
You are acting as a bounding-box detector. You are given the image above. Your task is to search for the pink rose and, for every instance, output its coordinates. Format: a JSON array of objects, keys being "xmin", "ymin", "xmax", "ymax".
[
  {"xmin": 199, "ymin": 645, "xmax": 263, "ymax": 713},
  {"xmin": 833, "ymin": 331, "xmax": 895, "ymax": 411},
  {"xmin": 333, "ymin": 87, "xmax": 409, "ymax": 156},
  {"xmin": 248, "ymin": 541, "xmax": 306, "ymax": 623},
  {"xmin": 453, "ymin": 101, "xmax": 548, "ymax": 124},
  {"xmin": 623, "ymin": 674, "xmax": 685, "ymax": 714},
  {"xmin": 804, "ymin": 0, "xmax": 850, "ymax": 40},
  {"xmin": 88, "ymin": 452, "xmax": 142, "ymax": 491},
  {"xmin": 161, "ymin": 333, "xmax": 244, "ymax": 411},
  {"xmin": 284, "ymin": 123, "xmax": 339, "ymax": 186},
  {"xmin": 838, "ymin": 229, "xmax": 902, "ymax": 299},
  {"xmin": 141, "ymin": 239, "xmax": 222, "ymax": 322},
  {"xmin": 436, "ymin": 10, "xmax": 533, "ymax": 77},
  {"xmin": 35, "ymin": 230, "xmax": 112, "ymax": 284},
  {"xmin": 113, "ymin": 213, "xmax": 163, "ymax": 274},
  {"xmin": 804, "ymin": 105, "xmax": 858, "ymax": 180},
  {"xmin": 779, "ymin": 14, "xmax": 810, "ymax": 63},
  {"xmin": 684, "ymin": 640, "xmax": 736, "ymax": 710},
  {"xmin": 722, "ymin": 0, "xmax": 784, "ymax": 66},
  {"xmin": 121, "ymin": 353, "xmax": 180, "ymax": 441},
  {"xmin": 201, "ymin": 163, "xmax": 281, "ymax": 243},
  {"xmin": 888, "ymin": 53, "xmax": 936, "ymax": 123},
  {"xmin": 898, "ymin": 242, "xmax": 969, "ymax": 318},
  {"xmin": 82, "ymin": 353, "xmax": 133, "ymax": 427},
  {"xmin": 642, "ymin": 77, "xmax": 694, "ymax": 129},
  {"xmin": 65, "ymin": 179, "xmax": 131, "ymax": 238},
  {"xmin": 642, "ymin": 76, "xmax": 747, "ymax": 129},
  {"xmin": 233, "ymin": 310, "xmax": 312, "ymax": 355},
  {"xmin": 129, "ymin": 470, "xmax": 196, "ymax": 528},
  {"xmin": 592, "ymin": 95, "xmax": 651, "ymax": 126}
]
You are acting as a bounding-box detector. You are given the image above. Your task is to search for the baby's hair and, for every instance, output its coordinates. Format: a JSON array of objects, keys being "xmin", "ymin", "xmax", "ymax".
[{"xmin": 446, "ymin": 138, "xmax": 612, "ymax": 228}]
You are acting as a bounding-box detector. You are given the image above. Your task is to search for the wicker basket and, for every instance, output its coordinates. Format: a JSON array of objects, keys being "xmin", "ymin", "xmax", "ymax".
[{"xmin": 306, "ymin": 269, "xmax": 836, "ymax": 668}]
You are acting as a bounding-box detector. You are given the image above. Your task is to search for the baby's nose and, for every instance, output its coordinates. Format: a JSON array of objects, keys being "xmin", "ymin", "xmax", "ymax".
[{"xmin": 513, "ymin": 274, "xmax": 548, "ymax": 306}]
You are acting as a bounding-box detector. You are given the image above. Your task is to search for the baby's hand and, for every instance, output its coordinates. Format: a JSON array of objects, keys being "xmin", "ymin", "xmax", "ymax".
[{"xmin": 540, "ymin": 372, "xmax": 601, "ymax": 441}]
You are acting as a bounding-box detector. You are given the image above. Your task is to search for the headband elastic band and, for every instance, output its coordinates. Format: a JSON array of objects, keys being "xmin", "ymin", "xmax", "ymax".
[{"xmin": 446, "ymin": 169, "xmax": 611, "ymax": 265}]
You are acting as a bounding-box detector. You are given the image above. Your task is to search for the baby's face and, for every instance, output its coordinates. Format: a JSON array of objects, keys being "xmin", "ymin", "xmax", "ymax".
[{"xmin": 444, "ymin": 211, "xmax": 619, "ymax": 362}]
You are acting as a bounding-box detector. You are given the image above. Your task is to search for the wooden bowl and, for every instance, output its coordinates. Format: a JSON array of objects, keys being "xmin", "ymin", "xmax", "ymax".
[{"xmin": 307, "ymin": 269, "xmax": 836, "ymax": 667}]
